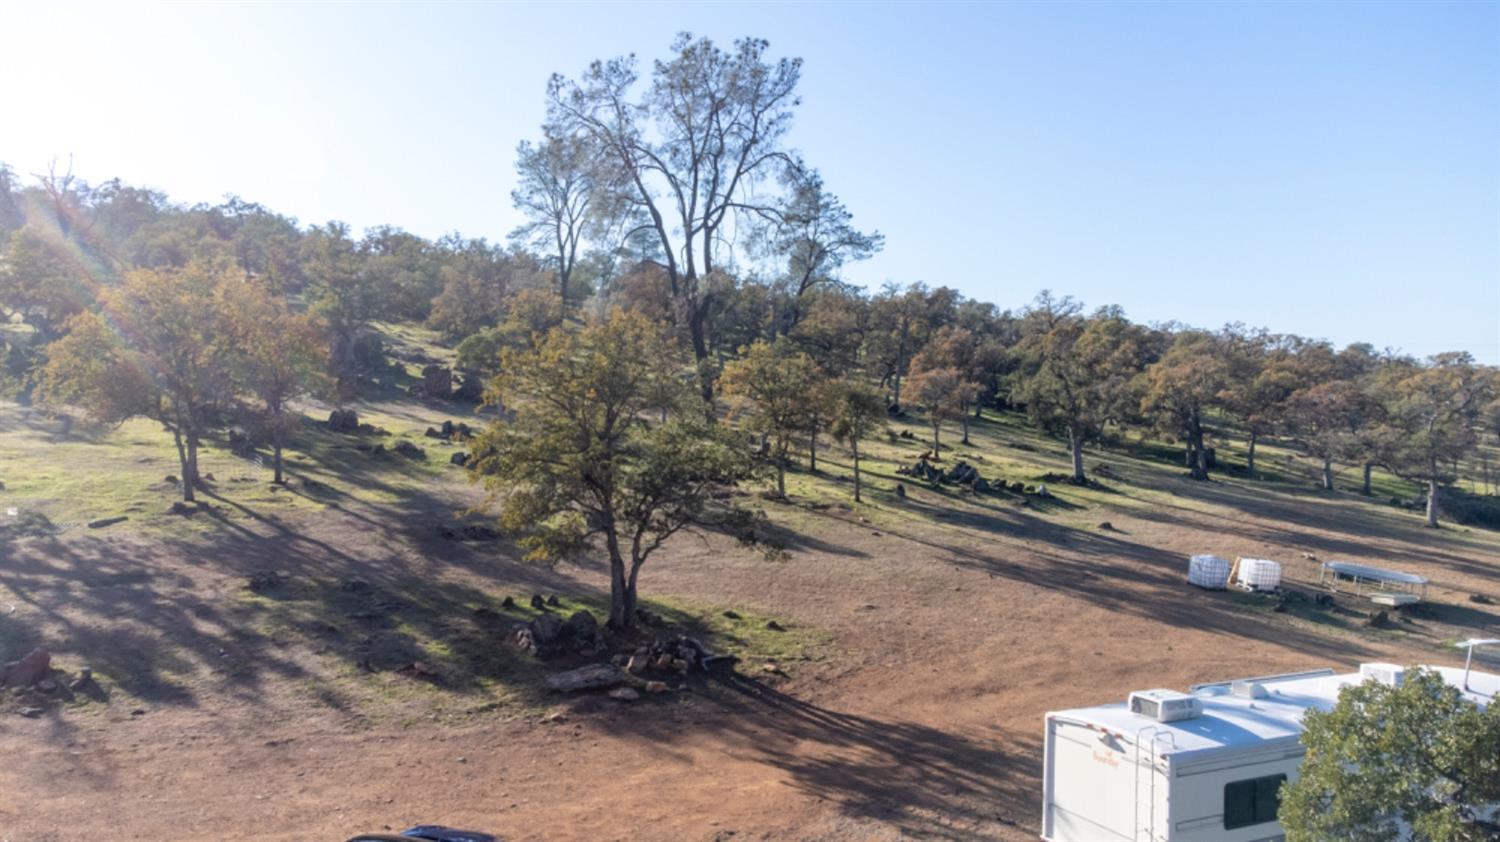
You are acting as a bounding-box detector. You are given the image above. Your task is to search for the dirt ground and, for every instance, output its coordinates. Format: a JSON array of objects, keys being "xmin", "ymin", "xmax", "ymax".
[{"xmin": 2, "ymin": 415, "xmax": 1498, "ymax": 841}]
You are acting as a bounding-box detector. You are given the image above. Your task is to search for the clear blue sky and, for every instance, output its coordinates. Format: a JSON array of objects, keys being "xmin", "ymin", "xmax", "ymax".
[{"xmin": 5, "ymin": 1, "xmax": 1497, "ymax": 361}]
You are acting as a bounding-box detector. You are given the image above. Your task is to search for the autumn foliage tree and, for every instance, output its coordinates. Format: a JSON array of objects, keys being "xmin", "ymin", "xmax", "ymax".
[
  {"xmin": 1012, "ymin": 303, "xmax": 1150, "ymax": 483},
  {"xmin": 1371, "ymin": 353, "xmax": 1490, "ymax": 528},
  {"xmin": 907, "ymin": 366, "xmax": 978, "ymax": 456},
  {"xmin": 827, "ymin": 378, "xmax": 886, "ymax": 503},
  {"xmin": 1138, "ymin": 330, "xmax": 1229, "ymax": 480},
  {"xmin": 219, "ymin": 280, "xmax": 326, "ymax": 484},
  {"xmin": 39, "ymin": 265, "xmax": 237, "ymax": 502},
  {"xmin": 720, "ymin": 339, "xmax": 821, "ymax": 498},
  {"xmin": 469, "ymin": 310, "xmax": 757, "ymax": 629}
]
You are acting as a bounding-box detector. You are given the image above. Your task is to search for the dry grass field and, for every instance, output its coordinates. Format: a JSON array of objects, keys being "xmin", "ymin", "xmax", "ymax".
[{"xmin": 2, "ymin": 333, "xmax": 1497, "ymax": 841}]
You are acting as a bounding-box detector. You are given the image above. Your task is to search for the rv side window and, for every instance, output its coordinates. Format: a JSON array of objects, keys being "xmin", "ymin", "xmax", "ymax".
[{"xmin": 1223, "ymin": 774, "xmax": 1286, "ymax": 829}]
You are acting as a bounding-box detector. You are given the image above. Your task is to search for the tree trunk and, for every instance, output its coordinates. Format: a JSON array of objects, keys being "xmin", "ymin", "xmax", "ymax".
[
  {"xmin": 1321, "ymin": 458, "xmax": 1334, "ymax": 491},
  {"xmin": 776, "ymin": 457, "xmax": 786, "ymax": 498},
  {"xmin": 931, "ymin": 421, "xmax": 941, "ymax": 456},
  {"xmin": 1247, "ymin": 432, "xmax": 1258, "ymax": 476},
  {"xmin": 688, "ymin": 300, "xmax": 713, "ymax": 405},
  {"xmin": 852, "ymin": 439, "xmax": 862, "ymax": 503},
  {"xmin": 1187, "ymin": 412, "xmax": 1209, "ymax": 481},
  {"xmin": 606, "ymin": 531, "xmax": 633, "ymax": 629},
  {"xmin": 1069, "ymin": 428, "xmax": 1085, "ymax": 484},
  {"xmin": 1362, "ymin": 463, "xmax": 1373, "ymax": 496},
  {"xmin": 172, "ymin": 428, "xmax": 195, "ymax": 503},
  {"xmin": 808, "ymin": 428, "xmax": 818, "ymax": 474},
  {"xmin": 891, "ymin": 373, "xmax": 902, "ymax": 410},
  {"xmin": 273, "ymin": 440, "xmax": 285, "ymax": 485},
  {"xmin": 961, "ymin": 415, "xmax": 971, "ymax": 445},
  {"xmin": 1426, "ymin": 477, "xmax": 1439, "ymax": 528}
]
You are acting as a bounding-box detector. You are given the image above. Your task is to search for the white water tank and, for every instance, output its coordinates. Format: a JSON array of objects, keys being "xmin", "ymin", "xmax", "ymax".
[
  {"xmin": 1188, "ymin": 554, "xmax": 1231, "ymax": 589},
  {"xmin": 1237, "ymin": 558, "xmax": 1283, "ymax": 592}
]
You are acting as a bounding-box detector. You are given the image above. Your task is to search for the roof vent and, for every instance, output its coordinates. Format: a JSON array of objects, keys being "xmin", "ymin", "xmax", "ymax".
[
  {"xmin": 1360, "ymin": 663, "xmax": 1406, "ymax": 687},
  {"xmin": 1129, "ymin": 689, "xmax": 1203, "ymax": 723},
  {"xmin": 1231, "ymin": 680, "xmax": 1269, "ymax": 699}
]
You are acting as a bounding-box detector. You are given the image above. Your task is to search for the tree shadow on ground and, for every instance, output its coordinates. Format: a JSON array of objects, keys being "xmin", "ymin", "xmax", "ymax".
[
  {"xmin": 795, "ymin": 498, "xmax": 1389, "ymax": 664},
  {"xmin": 583, "ymin": 672, "xmax": 1039, "ymax": 840}
]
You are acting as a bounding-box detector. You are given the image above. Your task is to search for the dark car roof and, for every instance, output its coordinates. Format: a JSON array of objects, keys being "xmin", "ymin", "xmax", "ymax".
[
  {"xmin": 345, "ymin": 827, "xmax": 499, "ymax": 842},
  {"xmin": 402, "ymin": 826, "xmax": 498, "ymax": 842}
]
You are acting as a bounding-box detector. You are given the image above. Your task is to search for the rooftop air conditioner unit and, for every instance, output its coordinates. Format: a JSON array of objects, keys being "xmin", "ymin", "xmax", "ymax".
[
  {"xmin": 1129, "ymin": 689, "xmax": 1203, "ymax": 723},
  {"xmin": 1360, "ymin": 663, "xmax": 1406, "ymax": 687},
  {"xmin": 1231, "ymin": 680, "xmax": 1269, "ymax": 699}
]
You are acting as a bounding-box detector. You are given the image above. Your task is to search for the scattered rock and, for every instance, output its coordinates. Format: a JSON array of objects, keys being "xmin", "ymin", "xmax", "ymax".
[
  {"xmin": 645, "ymin": 681, "xmax": 669, "ymax": 694},
  {"xmin": 247, "ymin": 571, "xmax": 286, "ymax": 594},
  {"xmin": 530, "ymin": 613, "xmax": 566, "ymax": 646},
  {"xmin": 438, "ymin": 523, "xmax": 501, "ymax": 541},
  {"xmin": 69, "ymin": 668, "xmax": 97, "ymax": 695},
  {"xmin": 765, "ymin": 620, "xmax": 785, "ymax": 632},
  {"xmin": 87, "ymin": 516, "xmax": 128, "ymax": 529},
  {"xmin": 130, "ymin": 708, "xmax": 146, "ymax": 716},
  {"xmin": 36, "ymin": 678, "xmax": 58, "ymax": 693},
  {"xmin": 397, "ymin": 661, "xmax": 440, "ymax": 682},
  {"xmin": 327, "ymin": 408, "xmax": 359, "ymax": 433},
  {"xmin": 564, "ymin": 609, "xmax": 598, "ymax": 635},
  {"xmin": 530, "ymin": 594, "xmax": 547, "ymax": 610},
  {"xmin": 501, "ymin": 596, "xmax": 517, "ymax": 609},
  {"xmin": 392, "ymin": 440, "xmax": 426, "ymax": 460},
  {"xmin": 1097, "ymin": 521, "xmax": 1114, "ymax": 531},
  {"xmin": 894, "ymin": 483, "xmax": 906, "ymax": 499},
  {"xmin": 1470, "ymin": 593, "xmax": 1495, "ymax": 605},
  {"xmin": 544, "ymin": 664, "xmax": 624, "ymax": 693},
  {"xmin": 547, "ymin": 595, "xmax": 561, "ymax": 607},
  {"xmin": 722, "ymin": 610, "xmax": 741, "ymax": 620},
  {"xmin": 450, "ymin": 452, "xmax": 469, "ymax": 466},
  {"xmin": 626, "ymin": 655, "xmax": 649, "ymax": 675},
  {"xmin": 762, "ymin": 663, "xmax": 784, "ymax": 675},
  {"xmin": 421, "ymin": 364, "xmax": 453, "ymax": 399},
  {"xmin": 670, "ymin": 658, "xmax": 691, "ymax": 673},
  {"xmin": 164, "ymin": 475, "xmax": 179, "ymax": 484},
  {"xmin": 1300, "ymin": 552, "xmax": 1317, "ymax": 561},
  {"xmin": 1, "ymin": 648, "xmax": 51, "ymax": 688},
  {"xmin": 1366, "ymin": 610, "xmax": 1390, "ymax": 627},
  {"xmin": 607, "ymin": 687, "xmax": 640, "ymax": 702},
  {"xmin": 18, "ymin": 707, "xmax": 42, "ymax": 718},
  {"xmin": 635, "ymin": 608, "xmax": 665, "ymax": 627}
]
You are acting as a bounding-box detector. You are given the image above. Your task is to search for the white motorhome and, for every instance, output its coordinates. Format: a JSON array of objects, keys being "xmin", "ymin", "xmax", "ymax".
[{"xmin": 1041, "ymin": 660, "xmax": 1498, "ymax": 842}]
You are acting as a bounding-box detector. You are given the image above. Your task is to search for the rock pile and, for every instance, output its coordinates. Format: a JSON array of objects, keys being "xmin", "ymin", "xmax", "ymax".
[
  {"xmin": 623, "ymin": 635, "xmax": 736, "ymax": 676},
  {"xmin": 512, "ymin": 609, "xmax": 604, "ymax": 658},
  {"xmin": 896, "ymin": 458, "xmax": 994, "ymax": 492}
]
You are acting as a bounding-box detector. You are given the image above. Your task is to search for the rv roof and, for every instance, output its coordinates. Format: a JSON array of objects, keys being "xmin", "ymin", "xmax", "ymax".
[{"xmin": 1046, "ymin": 664, "xmax": 1497, "ymax": 759}]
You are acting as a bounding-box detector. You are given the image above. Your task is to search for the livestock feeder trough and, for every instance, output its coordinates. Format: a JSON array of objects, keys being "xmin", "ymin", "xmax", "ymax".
[{"xmin": 1319, "ymin": 560, "xmax": 1429, "ymax": 607}]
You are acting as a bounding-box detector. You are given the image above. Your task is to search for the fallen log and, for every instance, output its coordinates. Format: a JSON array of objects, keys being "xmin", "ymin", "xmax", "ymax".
[{"xmin": 544, "ymin": 663, "xmax": 625, "ymax": 693}]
